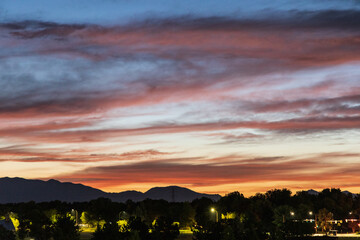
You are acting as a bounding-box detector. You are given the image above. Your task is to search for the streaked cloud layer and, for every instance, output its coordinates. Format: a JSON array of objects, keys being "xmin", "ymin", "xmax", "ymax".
[{"xmin": 0, "ymin": 1, "xmax": 359, "ymax": 195}]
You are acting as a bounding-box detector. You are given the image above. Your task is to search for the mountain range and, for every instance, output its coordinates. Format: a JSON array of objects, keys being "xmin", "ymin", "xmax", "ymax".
[
  {"xmin": 0, "ymin": 177, "xmax": 221, "ymax": 203},
  {"xmin": 305, "ymin": 189, "xmax": 358, "ymax": 198}
]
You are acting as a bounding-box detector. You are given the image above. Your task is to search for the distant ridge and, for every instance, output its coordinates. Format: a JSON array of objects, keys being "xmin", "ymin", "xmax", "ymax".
[
  {"xmin": 306, "ymin": 189, "xmax": 319, "ymax": 195},
  {"xmin": 341, "ymin": 190, "xmax": 358, "ymax": 198},
  {"xmin": 144, "ymin": 185, "xmax": 220, "ymax": 202},
  {"xmin": 304, "ymin": 189, "xmax": 358, "ymax": 198},
  {"xmin": 0, "ymin": 177, "xmax": 221, "ymax": 203}
]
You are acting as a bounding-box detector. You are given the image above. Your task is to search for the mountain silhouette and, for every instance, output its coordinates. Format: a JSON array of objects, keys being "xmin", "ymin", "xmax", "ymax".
[
  {"xmin": 306, "ymin": 189, "xmax": 319, "ymax": 195},
  {"xmin": 144, "ymin": 185, "xmax": 219, "ymax": 202},
  {"xmin": 304, "ymin": 189, "xmax": 357, "ymax": 198},
  {"xmin": 0, "ymin": 177, "xmax": 221, "ymax": 203}
]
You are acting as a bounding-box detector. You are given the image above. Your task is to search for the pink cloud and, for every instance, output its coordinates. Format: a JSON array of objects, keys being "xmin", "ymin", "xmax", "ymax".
[{"xmin": 54, "ymin": 152, "xmax": 360, "ymax": 191}]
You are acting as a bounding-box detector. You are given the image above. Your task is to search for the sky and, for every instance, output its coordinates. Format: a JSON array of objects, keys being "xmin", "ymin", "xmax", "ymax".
[{"xmin": 0, "ymin": 0, "xmax": 359, "ymax": 196}]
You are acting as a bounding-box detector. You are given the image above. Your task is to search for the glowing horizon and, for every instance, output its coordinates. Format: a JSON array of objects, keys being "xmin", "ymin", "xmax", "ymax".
[{"xmin": 0, "ymin": 0, "xmax": 359, "ymax": 196}]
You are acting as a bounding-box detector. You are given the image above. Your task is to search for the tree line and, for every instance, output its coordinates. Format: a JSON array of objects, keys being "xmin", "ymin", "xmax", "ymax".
[{"xmin": 0, "ymin": 188, "xmax": 359, "ymax": 240}]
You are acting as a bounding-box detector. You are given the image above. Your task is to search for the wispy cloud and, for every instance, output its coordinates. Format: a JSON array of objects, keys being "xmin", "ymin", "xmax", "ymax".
[
  {"xmin": 0, "ymin": 146, "xmax": 173, "ymax": 163},
  {"xmin": 0, "ymin": 8, "xmax": 359, "ymax": 194},
  {"xmin": 55, "ymin": 152, "xmax": 360, "ymax": 191}
]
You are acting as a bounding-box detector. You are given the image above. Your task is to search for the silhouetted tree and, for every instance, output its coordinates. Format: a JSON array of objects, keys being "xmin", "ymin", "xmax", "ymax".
[
  {"xmin": 16, "ymin": 204, "xmax": 52, "ymax": 240},
  {"xmin": 0, "ymin": 225, "xmax": 15, "ymax": 240},
  {"xmin": 1, "ymin": 187, "xmax": 359, "ymax": 240},
  {"xmin": 266, "ymin": 189, "xmax": 292, "ymax": 207},
  {"xmin": 92, "ymin": 222, "xmax": 122, "ymax": 240},
  {"xmin": 316, "ymin": 208, "xmax": 333, "ymax": 235},
  {"xmin": 127, "ymin": 216, "xmax": 151, "ymax": 240},
  {"xmin": 218, "ymin": 192, "xmax": 248, "ymax": 215},
  {"xmin": 88, "ymin": 198, "xmax": 120, "ymax": 222},
  {"xmin": 52, "ymin": 216, "xmax": 79, "ymax": 240},
  {"xmin": 193, "ymin": 221, "xmax": 223, "ymax": 240},
  {"xmin": 150, "ymin": 216, "xmax": 179, "ymax": 240},
  {"xmin": 191, "ymin": 197, "xmax": 214, "ymax": 227}
]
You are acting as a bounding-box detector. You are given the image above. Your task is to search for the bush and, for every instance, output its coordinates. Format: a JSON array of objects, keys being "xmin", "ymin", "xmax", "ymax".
[
  {"xmin": 52, "ymin": 216, "xmax": 80, "ymax": 240},
  {"xmin": 0, "ymin": 225, "xmax": 15, "ymax": 240}
]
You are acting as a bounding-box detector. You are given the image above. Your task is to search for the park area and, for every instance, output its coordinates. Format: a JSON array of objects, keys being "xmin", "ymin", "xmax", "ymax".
[{"xmin": 1, "ymin": 188, "xmax": 360, "ymax": 240}]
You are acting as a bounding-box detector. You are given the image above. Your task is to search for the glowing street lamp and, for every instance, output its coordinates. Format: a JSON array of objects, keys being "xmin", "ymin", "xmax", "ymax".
[
  {"xmin": 119, "ymin": 211, "xmax": 127, "ymax": 221},
  {"xmin": 309, "ymin": 211, "xmax": 313, "ymax": 216},
  {"xmin": 71, "ymin": 209, "xmax": 79, "ymax": 225},
  {"xmin": 210, "ymin": 208, "xmax": 218, "ymax": 222},
  {"xmin": 290, "ymin": 211, "xmax": 295, "ymax": 216}
]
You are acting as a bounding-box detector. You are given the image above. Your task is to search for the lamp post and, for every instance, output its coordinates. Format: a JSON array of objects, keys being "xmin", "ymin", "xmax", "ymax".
[
  {"xmin": 211, "ymin": 208, "xmax": 218, "ymax": 222},
  {"xmin": 308, "ymin": 211, "xmax": 314, "ymax": 223},
  {"xmin": 289, "ymin": 211, "xmax": 295, "ymax": 223},
  {"xmin": 71, "ymin": 209, "xmax": 79, "ymax": 225},
  {"xmin": 119, "ymin": 211, "xmax": 127, "ymax": 221}
]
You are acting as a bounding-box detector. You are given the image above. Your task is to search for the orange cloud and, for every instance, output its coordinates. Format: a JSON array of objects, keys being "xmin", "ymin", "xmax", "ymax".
[{"xmin": 54, "ymin": 152, "xmax": 360, "ymax": 193}]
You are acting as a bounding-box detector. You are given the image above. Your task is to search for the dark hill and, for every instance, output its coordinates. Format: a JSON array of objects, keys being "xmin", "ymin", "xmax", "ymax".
[
  {"xmin": 144, "ymin": 186, "xmax": 220, "ymax": 202},
  {"xmin": 0, "ymin": 177, "xmax": 221, "ymax": 203},
  {"xmin": 0, "ymin": 177, "xmax": 106, "ymax": 203}
]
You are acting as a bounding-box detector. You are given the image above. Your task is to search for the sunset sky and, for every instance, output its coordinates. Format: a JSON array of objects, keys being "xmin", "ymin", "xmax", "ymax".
[{"xmin": 0, "ymin": 0, "xmax": 359, "ymax": 196}]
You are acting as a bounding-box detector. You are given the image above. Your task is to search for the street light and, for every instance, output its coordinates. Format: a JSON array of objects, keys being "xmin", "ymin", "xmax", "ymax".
[
  {"xmin": 71, "ymin": 209, "xmax": 79, "ymax": 225},
  {"xmin": 210, "ymin": 208, "xmax": 218, "ymax": 222},
  {"xmin": 290, "ymin": 211, "xmax": 295, "ymax": 216},
  {"xmin": 119, "ymin": 211, "xmax": 128, "ymax": 221},
  {"xmin": 309, "ymin": 211, "xmax": 313, "ymax": 216}
]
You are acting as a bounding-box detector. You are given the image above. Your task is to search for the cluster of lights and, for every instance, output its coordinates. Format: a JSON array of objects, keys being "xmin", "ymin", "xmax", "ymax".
[
  {"xmin": 209, "ymin": 208, "xmax": 359, "ymax": 224},
  {"xmin": 290, "ymin": 211, "xmax": 313, "ymax": 216}
]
